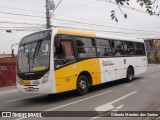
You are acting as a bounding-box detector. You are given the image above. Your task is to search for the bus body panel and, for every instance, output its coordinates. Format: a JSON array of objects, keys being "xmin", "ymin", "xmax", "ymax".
[
  {"xmin": 100, "ymin": 56, "xmax": 147, "ymax": 83},
  {"xmin": 54, "ymin": 58, "xmax": 101, "ymax": 93}
]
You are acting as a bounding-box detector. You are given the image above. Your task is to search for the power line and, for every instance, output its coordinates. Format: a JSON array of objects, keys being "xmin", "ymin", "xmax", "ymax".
[
  {"xmin": 0, "ymin": 20, "xmax": 45, "ymax": 26},
  {"xmin": 97, "ymin": 0, "xmax": 160, "ymax": 16},
  {"xmin": 50, "ymin": 0, "xmax": 63, "ymax": 17},
  {"xmin": 54, "ymin": 25, "xmax": 160, "ymax": 38},
  {"xmin": 53, "ymin": 14, "xmax": 160, "ymax": 30},
  {"xmin": 52, "ymin": 0, "xmax": 159, "ymax": 19},
  {"xmin": 0, "ymin": 27, "xmax": 45, "ymax": 28},
  {"xmin": 54, "ymin": 25, "xmax": 149, "ymax": 35},
  {"xmin": 0, "ymin": 5, "xmax": 44, "ymax": 13},
  {"xmin": 53, "ymin": 18, "xmax": 160, "ymax": 34},
  {"xmin": 54, "ymin": 0, "xmax": 96, "ymax": 15},
  {"xmin": 0, "ymin": 17, "xmax": 46, "ymax": 22},
  {"xmin": 0, "ymin": 28, "xmax": 45, "ymax": 31},
  {"xmin": 0, "ymin": 11, "xmax": 45, "ymax": 18},
  {"xmin": 55, "ymin": 23, "xmax": 160, "ymax": 36}
]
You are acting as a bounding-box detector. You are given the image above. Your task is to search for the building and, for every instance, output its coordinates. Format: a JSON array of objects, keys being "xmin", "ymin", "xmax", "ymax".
[
  {"xmin": 0, "ymin": 54, "xmax": 16, "ymax": 87},
  {"xmin": 0, "ymin": 53, "xmax": 12, "ymax": 58},
  {"xmin": 144, "ymin": 38, "xmax": 160, "ymax": 63}
]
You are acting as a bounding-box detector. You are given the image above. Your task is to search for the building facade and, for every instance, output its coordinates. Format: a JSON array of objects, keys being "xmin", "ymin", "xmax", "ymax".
[{"xmin": 144, "ymin": 39, "xmax": 160, "ymax": 63}]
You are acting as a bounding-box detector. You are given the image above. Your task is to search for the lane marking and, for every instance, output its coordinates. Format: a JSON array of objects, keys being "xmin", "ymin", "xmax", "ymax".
[
  {"xmin": 90, "ymin": 104, "xmax": 123, "ymax": 120},
  {"xmin": 15, "ymin": 90, "xmax": 112, "ymax": 120},
  {"xmin": 140, "ymin": 79, "xmax": 147, "ymax": 83},
  {"xmin": 45, "ymin": 90, "xmax": 112, "ymax": 111},
  {"xmin": 95, "ymin": 91, "xmax": 138, "ymax": 112},
  {"xmin": 147, "ymin": 70, "xmax": 153, "ymax": 72},
  {"xmin": 116, "ymin": 104, "xmax": 124, "ymax": 110},
  {"xmin": 91, "ymin": 91, "xmax": 137, "ymax": 120},
  {"xmin": 124, "ymin": 84, "xmax": 133, "ymax": 87},
  {"xmin": 0, "ymin": 89, "xmax": 18, "ymax": 95},
  {"xmin": 4, "ymin": 94, "xmax": 40, "ymax": 103},
  {"xmin": 151, "ymin": 76, "xmax": 158, "ymax": 79},
  {"xmin": 91, "ymin": 116, "xmax": 102, "ymax": 120}
]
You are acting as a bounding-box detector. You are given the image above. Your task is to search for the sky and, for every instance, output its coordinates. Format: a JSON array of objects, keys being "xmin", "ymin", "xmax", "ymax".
[{"xmin": 0, "ymin": 0, "xmax": 160, "ymax": 54}]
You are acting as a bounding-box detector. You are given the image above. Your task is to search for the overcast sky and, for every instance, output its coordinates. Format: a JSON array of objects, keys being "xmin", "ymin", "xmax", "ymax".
[{"xmin": 0, "ymin": 0, "xmax": 160, "ymax": 54}]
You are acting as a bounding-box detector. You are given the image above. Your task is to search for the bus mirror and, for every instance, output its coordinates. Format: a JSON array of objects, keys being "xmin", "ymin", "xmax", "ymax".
[
  {"xmin": 12, "ymin": 49, "xmax": 14, "ymax": 57},
  {"xmin": 55, "ymin": 39, "xmax": 60, "ymax": 48}
]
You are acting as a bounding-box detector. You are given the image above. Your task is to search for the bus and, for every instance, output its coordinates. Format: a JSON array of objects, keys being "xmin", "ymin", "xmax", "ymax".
[{"xmin": 16, "ymin": 28, "xmax": 147, "ymax": 95}]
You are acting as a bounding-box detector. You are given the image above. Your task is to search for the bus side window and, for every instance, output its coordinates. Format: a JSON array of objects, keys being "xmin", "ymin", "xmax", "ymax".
[
  {"xmin": 134, "ymin": 42, "xmax": 146, "ymax": 56},
  {"xmin": 96, "ymin": 38, "xmax": 112, "ymax": 57},
  {"xmin": 76, "ymin": 37, "xmax": 96, "ymax": 58},
  {"xmin": 124, "ymin": 41, "xmax": 135, "ymax": 56},
  {"xmin": 113, "ymin": 40, "xmax": 125, "ymax": 57}
]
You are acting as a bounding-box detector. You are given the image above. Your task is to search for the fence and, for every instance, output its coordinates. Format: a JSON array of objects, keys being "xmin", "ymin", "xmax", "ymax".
[{"xmin": 0, "ymin": 57, "xmax": 16, "ymax": 87}]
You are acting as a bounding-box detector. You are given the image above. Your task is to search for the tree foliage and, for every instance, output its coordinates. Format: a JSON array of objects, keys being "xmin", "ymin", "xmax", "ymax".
[{"xmin": 112, "ymin": 0, "xmax": 160, "ymax": 22}]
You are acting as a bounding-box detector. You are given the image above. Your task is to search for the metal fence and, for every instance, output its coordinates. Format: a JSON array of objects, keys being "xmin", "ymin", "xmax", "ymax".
[{"xmin": 0, "ymin": 57, "xmax": 16, "ymax": 87}]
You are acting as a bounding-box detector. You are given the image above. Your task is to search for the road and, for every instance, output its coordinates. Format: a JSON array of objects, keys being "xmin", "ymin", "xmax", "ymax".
[{"xmin": 0, "ymin": 65, "xmax": 160, "ymax": 120}]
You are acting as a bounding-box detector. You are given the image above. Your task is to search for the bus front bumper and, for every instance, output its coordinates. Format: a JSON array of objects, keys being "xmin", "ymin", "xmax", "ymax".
[{"xmin": 16, "ymin": 79, "xmax": 56, "ymax": 94}]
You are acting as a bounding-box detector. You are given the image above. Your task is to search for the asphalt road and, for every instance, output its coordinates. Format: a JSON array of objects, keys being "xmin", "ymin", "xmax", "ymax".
[{"xmin": 0, "ymin": 64, "xmax": 160, "ymax": 120}]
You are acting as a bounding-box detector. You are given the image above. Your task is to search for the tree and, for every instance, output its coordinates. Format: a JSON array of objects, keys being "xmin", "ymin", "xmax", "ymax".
[{"xmin": 111, "ymin": 0, "xmax": 160, "ymax": 22}]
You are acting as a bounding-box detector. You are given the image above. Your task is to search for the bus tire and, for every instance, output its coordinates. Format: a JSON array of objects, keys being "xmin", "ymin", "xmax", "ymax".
[
  {"xmin": 76, "ymin": 75, "xmax": 89, "ymax": 95},
  {"xmin": 126, "ymin": 67, "xmax": 134, "ymax": 82}
]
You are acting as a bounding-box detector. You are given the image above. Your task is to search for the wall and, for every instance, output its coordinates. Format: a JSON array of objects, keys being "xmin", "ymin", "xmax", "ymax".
[{"xmin": 0, "ymin": 57, "xmax": 16, "ymax": 87}]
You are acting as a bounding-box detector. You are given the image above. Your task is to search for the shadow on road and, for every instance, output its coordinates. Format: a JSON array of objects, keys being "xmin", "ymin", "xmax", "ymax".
[
  {"xmin": 23, "ymin": 77, "xmax": 143, "ymax": 104},
  {"xmin": 89, "ymin": 77, "xmax": 142, "ymax": 92}
]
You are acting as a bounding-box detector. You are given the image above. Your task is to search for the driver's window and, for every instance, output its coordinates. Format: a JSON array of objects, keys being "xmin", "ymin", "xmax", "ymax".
[
  {"xmin": 54, "ymin": 39, "xmax": 75, "ymax": 68},
  {"xmin": 55, "ymin": 39, "xmax": 74, "ymax": 59},
  {"xmin": 61, "ymin": 40, "xmax": 75, "ymax": 59}
]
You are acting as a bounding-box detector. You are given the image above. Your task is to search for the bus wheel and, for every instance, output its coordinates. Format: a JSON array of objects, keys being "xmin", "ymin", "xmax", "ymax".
[
  {"xmin": 126, "ymin": 67, "xmax": 134, "ymax": 82},
  {"xmin": 76, "ymin": 75, "xmax": 89, "ymax": 95}
]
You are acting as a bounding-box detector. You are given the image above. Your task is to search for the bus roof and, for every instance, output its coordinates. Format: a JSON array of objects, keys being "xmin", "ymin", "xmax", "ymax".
[
  {"xmin": 55, "ymin": 28, "xmax": 144, "ymax": 43},
  {"xmin": 20, "ymin": 30, "xmax": 51, "ymax": 44},
  {"xmin": 56, "ymin": 28, "xmax": 96, "ymax": 37}
]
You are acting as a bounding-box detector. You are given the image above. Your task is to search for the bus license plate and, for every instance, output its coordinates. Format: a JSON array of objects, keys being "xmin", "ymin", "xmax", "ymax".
[{"xmin": 27, "ymin": 87, "xmax": 34, "ymax": 92}]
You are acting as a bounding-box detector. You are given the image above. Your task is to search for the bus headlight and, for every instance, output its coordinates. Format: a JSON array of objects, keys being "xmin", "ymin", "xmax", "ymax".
[
  {"xmin": 16, "ymin": 76, "xmax": 21, "ymax": 85},
  {"xmin": 43, "ymin": 73, "xmax": 49, "ymax": 83}
]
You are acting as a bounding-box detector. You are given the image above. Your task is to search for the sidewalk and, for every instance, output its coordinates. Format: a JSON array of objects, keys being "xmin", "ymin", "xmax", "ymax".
[
  {"xmin": 0, "ymin": 85, "xmax": 17, "ymax": 92},
  {"xmin": 148, "ymin": 64, "xmax": 160, "ymax": 67}
]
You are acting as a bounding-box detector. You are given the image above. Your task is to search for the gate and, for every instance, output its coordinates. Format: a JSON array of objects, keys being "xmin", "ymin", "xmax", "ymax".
[{"xmin": 0, "ymin": 57, "xmax": 16, "ymax": 87}]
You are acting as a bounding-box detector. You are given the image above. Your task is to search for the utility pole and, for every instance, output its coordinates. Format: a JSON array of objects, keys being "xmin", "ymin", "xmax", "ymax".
[
  {"xmin": 46, "ymin": 0, "xmax": 55, "ymax": 29},
  {"xmin": 46, "ymin": 0, "xmax": 51, "ymax": 29}
]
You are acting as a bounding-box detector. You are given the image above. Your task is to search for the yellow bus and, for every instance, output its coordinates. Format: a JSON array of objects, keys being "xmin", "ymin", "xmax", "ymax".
[{"xmin": 16, "ymin": 28, "xmax": 147, "ymax": 95}]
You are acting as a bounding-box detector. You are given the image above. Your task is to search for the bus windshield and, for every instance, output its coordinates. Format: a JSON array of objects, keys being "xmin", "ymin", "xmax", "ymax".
[{"xmin": 17, "ymin": 40, "xmax": 50, "ymax": 73}]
